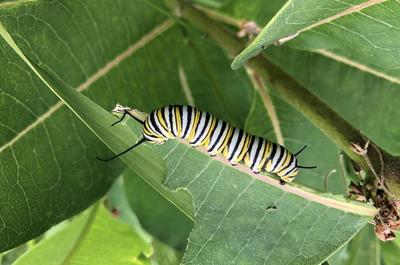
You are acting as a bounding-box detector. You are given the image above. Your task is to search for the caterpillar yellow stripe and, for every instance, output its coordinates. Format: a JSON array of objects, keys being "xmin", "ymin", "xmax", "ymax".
[{"xmin": 100, "ymin": 105, "xmax": 316, "ymax": 184}]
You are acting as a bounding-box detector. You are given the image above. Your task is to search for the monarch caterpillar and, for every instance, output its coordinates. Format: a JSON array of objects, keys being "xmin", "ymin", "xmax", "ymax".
[{"xmin": 98, "ymin": 105, "xmax": 316, "ymax": 184}]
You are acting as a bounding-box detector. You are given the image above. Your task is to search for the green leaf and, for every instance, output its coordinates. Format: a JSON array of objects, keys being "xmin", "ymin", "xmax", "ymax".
[
  {"xmin": 344, "ymin": 226, "xmax": 380, "ymax": 265},
  {"xmin": 13, "ymin": 204, "xmax": 152, "ymax": 265},
  {"xmin": 107, "ymin": 173, "xmax": 192, "ymax": 250},
  {"xmin": 151, "ymin": 240, "xmax": 182, "ymax": 265},
  {"xmin": 0, "ymin": 244, "xmax": 28, "ymax": 265},
  {"xmin": 106, "ymin": 177, "xmax": 152, "ymax": 244},
  {"xmin": 0, "ymin": 17, "xmax": 195, "ymax": 245},
  {"xmin": 286, "ymin": 1, "xmax": 400, "ymax": 85},
  {"xmin": 329, "ymin": 225, "xmax": 380, "ymax": 265},
  {"xmin": 148, "ymin": 138, "xmax": 374, "ymax": 265},
  {"xmin": 0, "ymin": 0, "xmax": 165, "ymax": 251},
  {"xmin": 381, "ymin": 237, "xmax": 400, "ymax": 265},
  {"xmin": 231, "ymin": 0, "xmax": 388, "ymax": 69},
  {"xmin": 123, "ymin": 169, "xmax": 193, "ymax": 250}
]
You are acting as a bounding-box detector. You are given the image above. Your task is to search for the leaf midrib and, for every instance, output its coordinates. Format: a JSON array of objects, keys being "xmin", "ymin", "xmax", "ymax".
[
  {"xmin": 0, "ymin": 0, "xmax": 35, "ymax": 10},
  {"xmin": 296, "ymin": 0, "xmax": 387, "ymax": 35},
  {"xmin": 315, "ymin": 49, "xmax": 400, "ymax": 85},
  {"xmin": 0, "ymin": 19, "xmax": 173, "ymax": 153},
  {"xmin": 61, "ymin": 204, "xmax": 99, "ymax": 265}
]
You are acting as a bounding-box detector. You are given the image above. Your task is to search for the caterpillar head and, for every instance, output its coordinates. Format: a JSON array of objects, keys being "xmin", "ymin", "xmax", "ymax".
[
  {"xmin": 112, "ymin": 103, "xmax": 131, "ymax": 113},
  {"xmin": 279, "ymin": 145, "xmax": 316, "ymax": 183}
]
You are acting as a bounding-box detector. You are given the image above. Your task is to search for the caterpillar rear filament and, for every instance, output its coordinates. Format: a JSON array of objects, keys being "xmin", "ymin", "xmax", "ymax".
[{"xmin": 98, "ymin": 105, "xmax": 316, "ymax": 184}]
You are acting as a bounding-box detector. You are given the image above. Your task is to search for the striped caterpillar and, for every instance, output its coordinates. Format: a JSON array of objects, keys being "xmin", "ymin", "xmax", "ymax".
[{"xmin": 99, "ymin": 105, "xmax": 316, "ymax": 184}]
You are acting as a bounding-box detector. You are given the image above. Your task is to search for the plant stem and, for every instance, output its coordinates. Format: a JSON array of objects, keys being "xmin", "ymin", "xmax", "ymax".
[
  {"xmin": 193, "ymin": 4, "xmax": 243, "ymax": 27},
  {"xmin": 165, "ymin": 0, "xmax": 400, "ymax": 199}
]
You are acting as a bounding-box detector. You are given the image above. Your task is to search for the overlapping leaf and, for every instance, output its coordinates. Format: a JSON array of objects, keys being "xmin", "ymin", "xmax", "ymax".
[
  {"xmin": 381, "ymin": 237, "xmax": 400, "ymax": 265},
  {"xmin": 286, "ymin": 1, "xmax": 400, "ymax": 82},
  {"xmin": 0, "ymin": 0, "xmax": 165, "ymax": 251},
  {"xmin": 123, "ymin": 169, "xmax": 193, "ymax": 250},
  {"xmin": 13, "ymin": 204, "xmax": 152, "ymax": 265},
  {"xmin": 328, "ymin": 226, "xmax": 380, "ymax": 265},
  {"xmin": 153, "ymin": 137, "xmax": 373, "ymax": 265},
  {"xmin": 231, "ymin": 0, "xmax": 391, "ymax": 70}
]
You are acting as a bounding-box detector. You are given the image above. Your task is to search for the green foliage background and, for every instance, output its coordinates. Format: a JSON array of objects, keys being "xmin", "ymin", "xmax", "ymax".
[{"xmin": 0, "ymin": 0, "xmax": 398, "ymax": 264}]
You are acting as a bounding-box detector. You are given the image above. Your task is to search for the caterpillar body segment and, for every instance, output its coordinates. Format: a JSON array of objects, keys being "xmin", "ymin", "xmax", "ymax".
[{"xmin": 142, "ymin": 105, "xmax": 306, "ymax": 183}]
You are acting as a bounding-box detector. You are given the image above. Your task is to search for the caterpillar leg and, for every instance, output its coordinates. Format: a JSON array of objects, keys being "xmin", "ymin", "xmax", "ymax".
[
  {"xmin": 111, "ymin": 111, "xmax": 127, "ymax": 126},
  {"xmin": 97, "ymin": 137, "xmax": 147, "ymax": 161}
]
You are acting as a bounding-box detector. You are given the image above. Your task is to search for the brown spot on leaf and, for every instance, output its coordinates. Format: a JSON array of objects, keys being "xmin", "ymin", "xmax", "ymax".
[{"xmin": 111, "ymin": 207, "xmax": 120, "ymax": 218}]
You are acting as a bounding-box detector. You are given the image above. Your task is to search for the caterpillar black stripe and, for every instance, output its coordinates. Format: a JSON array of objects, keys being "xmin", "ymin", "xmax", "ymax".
[{"xmin": 98, "ymin": 105, "xmax": 316, "ymax": 184}]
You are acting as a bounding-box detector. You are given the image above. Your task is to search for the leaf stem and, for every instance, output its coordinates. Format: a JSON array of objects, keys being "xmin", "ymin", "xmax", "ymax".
[{"xmin": 245, "ymin": 67, "xmax": 284, "ymax": 145}]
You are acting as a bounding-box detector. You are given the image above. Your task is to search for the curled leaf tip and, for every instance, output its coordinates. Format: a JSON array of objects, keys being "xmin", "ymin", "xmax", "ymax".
[{"xmin": 231, "ymin": 45, "xmax": 265, "ymax": 70}]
